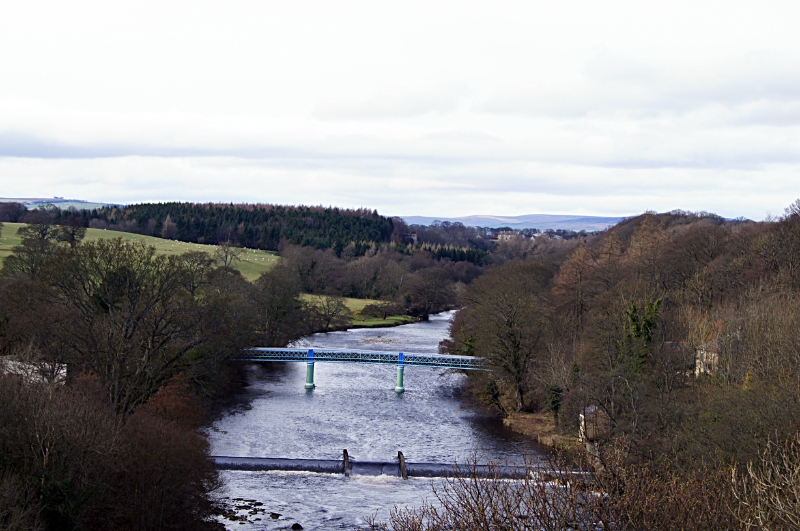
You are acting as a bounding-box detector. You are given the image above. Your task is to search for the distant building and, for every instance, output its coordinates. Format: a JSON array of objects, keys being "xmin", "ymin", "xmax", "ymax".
[
  {"xmin": 695, "ymin": 341, "xmax": 720, "ymax": 377},
  {"xmin": 402, "ymin": 233, "xmax": 418, "ymax": 244},
  {"xmin": 497, "ymin": 230, "xmax": 520, "ymax": 241}
]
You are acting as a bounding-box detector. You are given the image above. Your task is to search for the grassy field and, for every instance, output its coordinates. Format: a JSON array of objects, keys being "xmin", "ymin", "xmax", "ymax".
[
  {"xmin": 0, "ymin": 223, "xmax": 278, "ymax": 281},
  {"xmin": 301, "ymin": 294, "xmax": 415, "ymax": 328}
]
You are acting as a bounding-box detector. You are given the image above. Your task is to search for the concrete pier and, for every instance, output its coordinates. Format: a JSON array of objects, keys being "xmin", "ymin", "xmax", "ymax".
[
  {"xmin": 305, "ymin": 349, "xmax": 315, "ymax": 389},
  {"xmin": 395, "ymin": 352, "xmax": 405, "ymax": 393},
  {"xmin": 398, "ymin": 451, "xmax": 408, "ymax": 479}
]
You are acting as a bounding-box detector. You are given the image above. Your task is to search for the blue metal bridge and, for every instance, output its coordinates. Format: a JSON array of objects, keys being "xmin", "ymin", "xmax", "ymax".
[{"xmin": 235, "ymin": 348, "xmax": 484, "ymax": 393}]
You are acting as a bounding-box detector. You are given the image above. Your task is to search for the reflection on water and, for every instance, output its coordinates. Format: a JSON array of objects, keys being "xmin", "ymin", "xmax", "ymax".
[{"xmin": 209, "ymin": 311, "xmax": 544, "ymax": 529}]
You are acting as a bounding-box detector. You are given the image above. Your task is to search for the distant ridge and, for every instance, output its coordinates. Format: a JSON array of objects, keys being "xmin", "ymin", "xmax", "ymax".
[
  {"xmin": 399, "ymin": 214, "xmax": 627, "ymax": 231},
  {"xmin": 0, "ymin": 197, "xmax": 121, "ymax": 210}
]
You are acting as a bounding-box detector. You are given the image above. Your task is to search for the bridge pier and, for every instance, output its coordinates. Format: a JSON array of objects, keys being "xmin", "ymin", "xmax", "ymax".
[
  {"xmin": 395, "ymin": 352, "xmax": 405, "ymax": 393},
  {"xmin": 305, "ymin": 349, "xmax": 315, "ymax": 389}
]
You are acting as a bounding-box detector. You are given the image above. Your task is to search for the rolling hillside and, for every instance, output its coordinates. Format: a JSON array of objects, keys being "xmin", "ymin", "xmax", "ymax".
[{"xmin": 0, "ymin": 223, "xmax": 278, "ymax": 281}]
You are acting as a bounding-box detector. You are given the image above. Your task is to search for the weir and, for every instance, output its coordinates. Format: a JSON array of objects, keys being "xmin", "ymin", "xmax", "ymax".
[
  {"xmin": 212, "ymin": 455, "xmax": 531, "ymax": 479},
  {"xmin": 236, "ymin": 348, "xmax": 484, "ymax": 392}
]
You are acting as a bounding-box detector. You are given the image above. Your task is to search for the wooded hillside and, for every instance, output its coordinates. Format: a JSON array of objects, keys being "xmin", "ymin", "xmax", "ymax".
[
  {"xmin": 431, "ymin": 202, "xmax": 800, "ymax": 530},
  {"xmin": 84, "ymin": 202, "xmax": 396, "ymax": 251}
]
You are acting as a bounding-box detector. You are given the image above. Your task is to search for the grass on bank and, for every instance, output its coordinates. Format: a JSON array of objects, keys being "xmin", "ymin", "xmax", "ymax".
[
  {"xmin": 301, "ymin": 294, "xmax": 415, "ymax": 328},
  {"xmin": 353, "ymin": 315, "xmax": 415, "ymax": 327},
  {"xmin": 502, "ymin": 412, "xmax": 581, "ymax": 450},
  {"xmin": 0, "ymin": 223, "xmax": 278, "ymax": 281}
]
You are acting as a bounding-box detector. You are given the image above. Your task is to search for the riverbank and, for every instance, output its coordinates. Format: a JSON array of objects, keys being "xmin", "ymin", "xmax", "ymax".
[
  {"xmin": 346, "ymin": 315, "xmax": 416, "ymax": 329},
  {"xmin": 502, "ymin": 412, "xmax": 580, "ymax": 450}
]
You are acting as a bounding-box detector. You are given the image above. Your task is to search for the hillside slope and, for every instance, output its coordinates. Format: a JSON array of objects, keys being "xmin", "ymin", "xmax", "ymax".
[{"xmin": 0, "ymin": 223, "xmax": 277, "ymax": 281}]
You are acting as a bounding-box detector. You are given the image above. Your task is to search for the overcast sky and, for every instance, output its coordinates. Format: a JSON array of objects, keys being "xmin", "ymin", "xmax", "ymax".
[{"xmin": 1, "ymin": 1, "xmax": 799, "ymax": 219}]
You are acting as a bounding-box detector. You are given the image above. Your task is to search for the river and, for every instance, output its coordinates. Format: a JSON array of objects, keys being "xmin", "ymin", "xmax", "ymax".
[{"xmin": 208, "ymin": 311, "xmax": 545, "ymax": 530}]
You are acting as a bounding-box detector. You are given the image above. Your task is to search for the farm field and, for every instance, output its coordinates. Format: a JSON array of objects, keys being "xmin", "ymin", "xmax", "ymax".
[
  {"xmin": 0, "ymin": 223, "xmax": 278, "ymax": 281},
  {"xmin": 301, "ymin": 293, "xmax": 415, "ymax": 328}
]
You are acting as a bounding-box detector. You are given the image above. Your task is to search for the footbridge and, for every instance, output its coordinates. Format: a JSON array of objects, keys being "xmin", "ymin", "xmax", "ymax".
[{"xmin": 236, "ymin": 348, "xmax": 484, "ymax": 393}]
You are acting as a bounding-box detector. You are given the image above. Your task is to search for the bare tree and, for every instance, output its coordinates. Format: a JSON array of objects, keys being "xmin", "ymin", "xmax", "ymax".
[
  {"xmin": 35, "ymin": 238, "xmax": 251, "ymax": 414},
  {"xmin": 160, "ymin": 214, "xmax": 178, "ymax": 239},
  {"xmin": 253, "ymin": 263, "xmax": 309, "ymax": 346},
  {"xmin": 18, "ymin": 206, "xmax": 60, "ymax": 241},
  {"xmin": 312, "ymin": 294, "xmax": 350, "ymax": 330},
  {"xmin": 733, "ymin": 431, "xmax": 800, "ymax": 530},
  {"xmin": 460, "ymin": 261, "xmax": 551, "ymax": 411},
  {"xmin": 56, "ymin": 214, "xmax": 87, "ymax": 248},
  {"xmin": 213, "ymin": 239, "xmax": 243, "ymax": 267},
  {"xmin": 406, "ymin": 268, "xmax": 454, "ymax": 319}
]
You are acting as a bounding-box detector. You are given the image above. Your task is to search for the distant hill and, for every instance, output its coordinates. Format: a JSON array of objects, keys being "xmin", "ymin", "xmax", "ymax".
[
  {"xmin": 0, "ymin": 197, "xmax": 120, "ymax": 210},
  {"xmin": 400, "ymin": 214, "xmax": 627, "ymax": 231}
]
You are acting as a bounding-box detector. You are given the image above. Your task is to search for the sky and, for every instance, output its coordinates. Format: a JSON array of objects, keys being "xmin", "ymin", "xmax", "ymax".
[{"xmin": 1, "ymin": 1, "xmax": 799, "ymax": 220}]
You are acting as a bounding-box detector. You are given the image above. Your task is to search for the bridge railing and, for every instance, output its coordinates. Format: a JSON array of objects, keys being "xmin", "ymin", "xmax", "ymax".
[{"xmin": 236, "ymin": 347, "xmax": 483, "ymax": 392}]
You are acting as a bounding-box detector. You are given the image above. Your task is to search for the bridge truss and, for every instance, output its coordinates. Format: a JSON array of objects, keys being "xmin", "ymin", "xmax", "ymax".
[
  {"xmin": 235, "ymin": 348, "xmax": 485, "ymax": 392},
  {"xmin": 240, "ymin": 348, "xmax": 484, "ymax": 370}
]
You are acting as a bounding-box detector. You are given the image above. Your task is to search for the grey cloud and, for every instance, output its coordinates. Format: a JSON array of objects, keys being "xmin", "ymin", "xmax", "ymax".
[
  {"xmin": 3, "ymin": 127, "xmax": 800, "ymax": 172},
  {"xmin": 0, "ymin": 131, "xmax": 306, "ymax": 160},
  {"xmin": 479, "ymin": 53, "xmax": 800, "ymax": 125},
  {"xmin": 1, "ymin": 152, "xmax": 792, "ymax": 221}
]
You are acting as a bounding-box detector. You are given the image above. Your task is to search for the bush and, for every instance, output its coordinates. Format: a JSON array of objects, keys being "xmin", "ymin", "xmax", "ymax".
[
  {"xmin": 370, "ymin": 451, "xmax": 738, "ymax": 531},
  {"xmin": 733, "ymin": 431, "xmax": 800, "ymax": 530},
  {"xmin": 0, "ymin": 374, "xmax": 221, "ymax": 531}
]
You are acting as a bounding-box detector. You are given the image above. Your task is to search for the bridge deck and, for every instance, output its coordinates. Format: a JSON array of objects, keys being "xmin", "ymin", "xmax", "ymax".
[{"xmin": 239, "ymin": 348, "xmax": 484, "ymax": 370}]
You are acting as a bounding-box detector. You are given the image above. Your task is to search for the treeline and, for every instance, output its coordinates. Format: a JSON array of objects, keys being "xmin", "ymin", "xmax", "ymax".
[
  {"xmin": 275, "ymin": 233, "xmax": 576, "ymax": 320},
  {"xmin": 397, "ymin": 218, "xmax": 595, "ymax": 249},
  {"xmin": 91, "ymin": 202, "xmax": 395, "ymax": 251},
  {"xmin": 418, "ymin": 244, "xmax": 490, "ymax": 266},
  {"xmin": 398, "ymin": 219, "xmax": 494, "ymax": 249},
  {"xmin": 431, "ymin": 203, "xmax": 800, "ymax": 530},
  {"xmin": 3, "ymin": 202, "xmax": 593, "ymax": 264},
  {"xmin": 2, "ymin": 201, "xmax": 397, "ymax": 251}
]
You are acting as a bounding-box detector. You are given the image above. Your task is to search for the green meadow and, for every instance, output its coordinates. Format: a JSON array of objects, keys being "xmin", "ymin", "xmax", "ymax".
[
  {"xmin": 0, "ymin": 223, "xmax": 278, "ymax": 281},
  {"xmin": 300, "ymin": 293, "xmax": 415, "ymax": 328}
]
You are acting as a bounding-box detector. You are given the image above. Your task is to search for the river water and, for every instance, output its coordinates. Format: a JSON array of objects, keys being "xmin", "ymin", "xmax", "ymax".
[{"xmin": 208, "ymin": 311, "xmax": 544, "ymax": 530}]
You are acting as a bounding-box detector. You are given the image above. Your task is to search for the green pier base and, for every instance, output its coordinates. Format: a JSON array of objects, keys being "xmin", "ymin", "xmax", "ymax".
[
  {"xmin": 395, "ymin": 365, "xmax": 405, "ymax": 393},
  {"xmin": 305, "ymin": 362, "xmax": 315, "ymax": 389}
]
